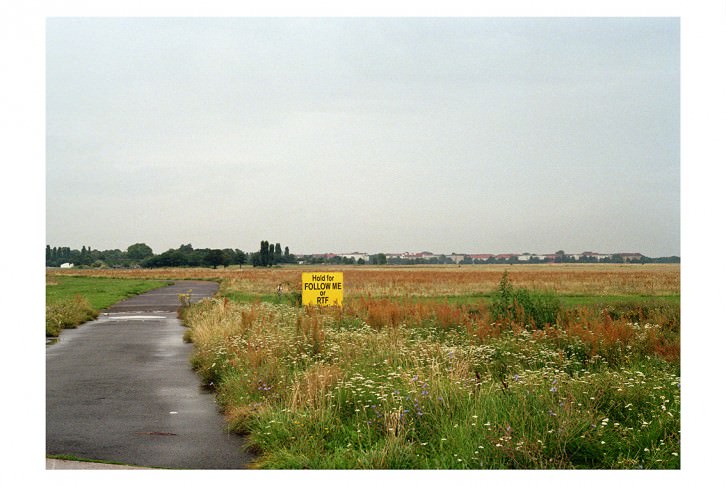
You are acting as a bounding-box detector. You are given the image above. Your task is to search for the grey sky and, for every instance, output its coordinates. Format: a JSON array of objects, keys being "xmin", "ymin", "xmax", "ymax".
[{"xmin": 46, "ymin": 17, "xmax": 680, "ymax": 256}]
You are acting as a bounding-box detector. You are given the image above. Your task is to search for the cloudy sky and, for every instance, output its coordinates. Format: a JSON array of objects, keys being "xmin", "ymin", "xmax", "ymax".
[{"xmin": 46, "ymin": 16, "xmax": 680, "ymax": 256}]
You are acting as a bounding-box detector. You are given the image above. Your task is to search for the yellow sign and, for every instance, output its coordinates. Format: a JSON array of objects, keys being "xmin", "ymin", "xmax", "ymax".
[{"xmin": 302, "ymin": 272, "xmax": 343, "ymax": 306}]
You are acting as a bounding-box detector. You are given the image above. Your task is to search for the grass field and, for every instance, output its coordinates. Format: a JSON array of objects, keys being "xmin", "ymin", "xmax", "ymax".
[
  {"xmin": 48, "ymin": 263, "xmax": 679, "ymax": 299},
  {"xmin": 166, "ymin": 264, "xmax": 679, "ymax": 469},
  {"xmin": 45, "ymin": 275, "xmax": 171, "ymax": 336},
  {"xmin": 46, "ymin": 265, "xmax": 680, "ymax": 468}
]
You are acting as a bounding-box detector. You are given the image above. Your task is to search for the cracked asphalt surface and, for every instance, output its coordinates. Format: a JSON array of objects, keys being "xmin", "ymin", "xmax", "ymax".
[{"xmin": 46, "ymin": 281, "xmax": 251, "ymax": 469}]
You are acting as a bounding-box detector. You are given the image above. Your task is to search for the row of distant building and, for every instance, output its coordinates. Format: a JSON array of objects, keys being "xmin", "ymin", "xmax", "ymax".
[{"xmin": 307, "ymin": 251, "xmax": 648, "ymax": 263}]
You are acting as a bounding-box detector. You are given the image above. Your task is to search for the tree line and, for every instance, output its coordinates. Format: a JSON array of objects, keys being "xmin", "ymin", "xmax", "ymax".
[
  {"xmin": 46, "ymin": 241, "xmax": 297, "ymax": 269},
  {"xmin": 142, "ymin": 244, "xmax": 248, "ymax": 269},
  {"xmin": 46, "ymin": 243, "xmax": 680, "ymax": 268},
  {"xmin": 250, "ymin": 241, "xmax": 296, "ymax": 267},
  {"xmin": 45, "ymin": 244, "xmax": 154, "ymax": 268}
]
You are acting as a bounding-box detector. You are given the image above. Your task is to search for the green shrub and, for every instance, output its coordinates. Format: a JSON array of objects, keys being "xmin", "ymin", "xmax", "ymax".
[{"xmin": 490, "ymin": 272, "xmax": 562, "ymax": 329}]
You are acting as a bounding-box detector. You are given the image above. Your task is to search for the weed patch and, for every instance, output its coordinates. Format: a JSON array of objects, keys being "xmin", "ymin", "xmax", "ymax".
[
  {"xmin": 183, "ymin": 289, "xmax": 679, "ymax": 469},
  {"xmin": 46, "ymin": 295, "xmax": 98, "ymax": 336}
]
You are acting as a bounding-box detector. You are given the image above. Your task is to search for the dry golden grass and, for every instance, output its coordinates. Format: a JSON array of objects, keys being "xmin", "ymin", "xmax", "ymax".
[
  {"xmin": 339, "ymin": 264, "xmax": 680, "ymax": 296},
  {"xmin": 288, "ymin": 363, "xmax": 343, "ymax": 412},
  {"xmin": 46, "ymin": 267, "xmax": 228, "ymax": 281},
  {"xmin": 48, "ymin": 263, "xmax": 680, "ymax": 297}
]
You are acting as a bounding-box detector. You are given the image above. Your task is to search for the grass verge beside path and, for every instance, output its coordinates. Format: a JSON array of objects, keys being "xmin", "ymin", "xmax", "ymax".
[
  {"xmin": 46, "ymin": 276, "xmax": 172, "ymax": 337},
  {"xmin": 182, "ymin": 296, "xmax": 680, "ymax": 468}
]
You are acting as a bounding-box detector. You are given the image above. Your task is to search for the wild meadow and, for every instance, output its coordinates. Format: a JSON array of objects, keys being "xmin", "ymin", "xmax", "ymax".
[{"xmin": 177, "ymin": 264, "xmax": 680, "ymax": 469}]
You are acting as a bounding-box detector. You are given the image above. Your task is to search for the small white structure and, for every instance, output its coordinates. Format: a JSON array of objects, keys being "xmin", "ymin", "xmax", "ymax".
[{"xmin": 60, "ymin": 262, "xmax": 74, "ymax": 268}]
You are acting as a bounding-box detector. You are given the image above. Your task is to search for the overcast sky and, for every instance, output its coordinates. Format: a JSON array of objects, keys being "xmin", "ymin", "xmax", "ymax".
[{"xmin": 46, "ymin": 16, "xmax": 680, "ymax": 256}]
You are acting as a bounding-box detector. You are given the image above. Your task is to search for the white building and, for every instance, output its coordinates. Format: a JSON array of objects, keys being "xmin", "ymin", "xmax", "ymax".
[
  {"xmin": 575, "ymin": 252, "xmax": 612, "ymax": 261},
  {"xmin": 400, "ymin": 251, "xmax": 438, "ymax": 261}
]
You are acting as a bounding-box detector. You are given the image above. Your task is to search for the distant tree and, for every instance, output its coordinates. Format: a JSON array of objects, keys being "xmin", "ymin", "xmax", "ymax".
[
  {"xmin": 127, "ymin": 243, "xmax": 154, "ymax": 262},
  {"xmin": 254, "ymin": 241, "xmax": 271, "ymax": 267},
  {"xmin": 274, "ymin": 243, "xmax": 282, "ymax": 264},
  {"xmin": 233, "ymin": 249, "xmax": 247, "ymax": 268},
  {"xmin": 653, "ymin": 256, "xmax": 680, "ymax": 263},
  {"xmin": 99, "ymin": 248, "xmax": 125, "ymax": 267},
  {"xmin": 174, "ymin": 244, "xmax": 202, "ymax": 266},
  {"xmin": 220, "ymin": 249, "xmax": 236, "ymax": 268},
  {"xmin": 69, "ymin": 249, "xmax": 81, "ymax": 265},
  {"xmin": 262, "ymin": 241, "xmax": 270, "ymax": 266},
  {"xmin": 251, "ymin": 252, "xmax": 261, "ymax": 267},
  {"xmin": 141, "ymin": 254, "xmax": 163, "ymax": 268},
  {"xmin": 370, "ymin": 253, "xmax": 387, "ymax": 265},
  {"xmin": 283, "ymin": 246, "xmax": 297, "ymax": 264},
  {"xmin": 142, "ymin": 248, "xmax": 188, "ymax": 268},
  {"xmin": 190, "ymin": 251, "xmax": 206, "ymax": 267},
  {"xmin": 49, "ymin": 246, "xmax": 72, "ymax": 266},
  {"xmin": 169, "ymin": 249, "xmax": 187, "ymax": 267},
  {"xmin": 204, "ymin": 249, "xmax": 226, "ymax": 269}
]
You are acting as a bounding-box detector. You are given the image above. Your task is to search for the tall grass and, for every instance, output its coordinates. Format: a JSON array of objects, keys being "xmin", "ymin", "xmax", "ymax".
[
  {"xmin": 46, "ymin": 295, "xmax": 99, "ymax": 337},
  {"xmin": 183, "ymin": 277, "xmax": 680, "ymax": 469}
]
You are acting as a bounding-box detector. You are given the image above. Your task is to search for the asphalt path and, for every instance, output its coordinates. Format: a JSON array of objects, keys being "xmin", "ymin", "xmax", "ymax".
[{"xmin": 46, "ymin": 281, "xmax": 251, "ymax": 469}]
